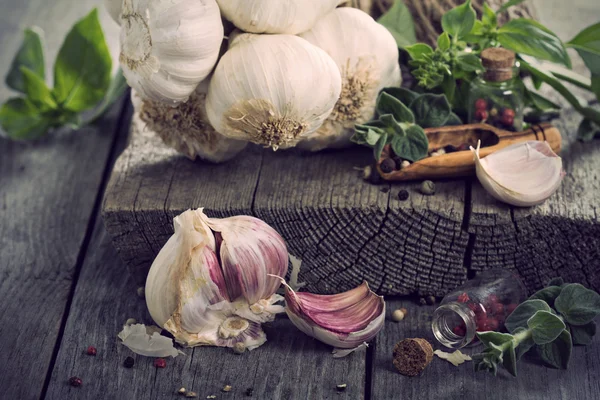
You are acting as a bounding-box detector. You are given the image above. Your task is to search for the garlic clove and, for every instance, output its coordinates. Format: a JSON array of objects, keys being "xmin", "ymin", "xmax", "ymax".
[
  {"xmin": 118, "ymin": 323, "xmax": 184, "ymax": 358},
  {"xmin": 472, "ymin": 140, "xmax": 565, "ymax": 207}
]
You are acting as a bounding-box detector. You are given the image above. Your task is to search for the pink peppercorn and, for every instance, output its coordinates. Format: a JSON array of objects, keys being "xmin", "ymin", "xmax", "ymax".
[
  {"xmin": 69, "ymin": 376, "xmax": 82, "ymax": 387},
  {"xmin": 154, "ymin": 358, "xmax": 166, "ymax": 368},
  {"xmin": 86, "ymin": 346, "xmax": 97, "ymax": 356}
]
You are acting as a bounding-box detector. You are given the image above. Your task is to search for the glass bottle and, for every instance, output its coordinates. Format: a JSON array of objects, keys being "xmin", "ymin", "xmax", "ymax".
[
  {"xmin": 468, "ymin": 47, "xmax": 524, "ymax": 131},
  {"xmin": 431, "ymin": 269, "xmax": 527, "ymax": 349}
]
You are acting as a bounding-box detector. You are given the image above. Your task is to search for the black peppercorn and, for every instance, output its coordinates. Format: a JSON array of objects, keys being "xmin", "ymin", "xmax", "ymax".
[
  {"xmin": 392, "ymin": 156, "xmax": 403, "ymax": 170},
  {"xmin": 381, "ymin": 187, "xmax": 390, "ymax": 194},
  {"xmin": 123, "ymin": 356, "xmax": 135, "ymax": 368},
  {"xmin": 68, "ymin": 376, "xmax": 82, "ymax": 387},
  {"xmin": 397, "ymin": 189, "xmax": 409, "ymax": 201},
  {"xmin": 425, "ymin": 295, "xmax": 436, "ymax": 305},
  {"xmin": 245, "ymin": 388, "xmax": 254, "ymax": 397},
  {"xmin": 444, "ymin": 145, "xmax": 458, "ymax": 153},
  {"xmin": 380, "ymin": 158, "xmax": 396, "ymax": 173}
]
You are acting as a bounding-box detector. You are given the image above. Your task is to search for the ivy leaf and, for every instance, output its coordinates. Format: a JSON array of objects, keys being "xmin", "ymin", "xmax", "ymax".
[
  {"xmin": 376, "ymin": 92, "xmax": 415, "ymax": 123},
  {"xmin": 437, "ymin": 32, "xmax": 451, "ymax": 51},
  {"xmin": 52, "ymin": 8, "xmax": 112, "ymax": 112},
  {"xmin": 20, "ymin": 67, "xmax": 57, "ymax": 111},
  {"xmin": 404, "ymin": 43, "xmax": 434, "ymax": 61},
  {"xmin": 498, "ymin": 19, "xmax": 571, "ymax": 68},
  {"xmin": 0, "ymin": 98, "xmax": 52, "ymax": 140},
  {"xmin": 482, "ymin": 3, "xmax": 497, "ymax": 27},
  {"xmin": 537, "ymin": 329, "xmax": 572, "ymax": 369},
  {"xmin": 5, "ymin": 27, "xmax": 45, "ymax": 93},
  {"xmin": 377, "ymin": 0, "xmax": 417, "ymax": 48},
  {"xmin": 570, "ymin": 321, "xmax": 596, "ymax": 345},
  {"xmin": 529, "ymin": 286, "xmax": 563, "ymax": 308},
  {"xmin": 441, "ymin": 0, "xmax": 476, "ymax": 40},
  {"xmin": 456, "ymin": 53, "xmax": 484, "ymax": 72},
  {"xmin": 381, "ymin": 87, "xmax": 419, "ymax": 107},
  {"xmin": 409, "ymin": 93, "xmax": 451, "ymax": 128},
  {"xmin": 555, "ymin": 283, "xmax": 600, "ymax": 326},
  {"xmin": 527, "ymin": 310, "xmax": 566, "ymax": 345},
  {"xmin": 506, "ymin": 299, "xmax": 552, "ymax": 333}
]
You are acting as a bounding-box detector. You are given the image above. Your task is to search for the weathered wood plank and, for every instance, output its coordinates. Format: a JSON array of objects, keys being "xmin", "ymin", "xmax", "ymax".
[
  {"xmin": 371, "ymin": 299, "xmax": 600, "ymax": 400},
  {"xmin": 46, "ymin": 222, "xmax": 366, "ymax": 400}
]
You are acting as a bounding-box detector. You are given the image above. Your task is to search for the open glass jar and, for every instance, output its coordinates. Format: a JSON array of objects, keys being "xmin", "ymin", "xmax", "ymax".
[{"xmin": 431, "ymin": 269, "xmax": 527, "ymax": 349}]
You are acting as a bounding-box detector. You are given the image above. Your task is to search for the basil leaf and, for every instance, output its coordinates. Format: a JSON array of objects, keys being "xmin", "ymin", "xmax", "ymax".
[
  {"xmin": 555, "ymin": 283, "xmax": 600, "ymax": 326},
  {"xmin": 0, "ymin": 97, "xmax": 52, "ymax": 140},
  {"xmin": 5, "ymin": 27, "xmax": 45, "ymax": 93},
  {"xmin": 381, "ymin": 87, "xmax": 419, "ymax": 106},
  {"xmin": 374, "ymin": 132, "xmax": 388, "ymax": 160},
  {"xmin": 405, "ymin": 43, "xmax": 434, "ymax": 61},
  {"xmin": 88, "ymin": 68, "xmax": 128, "ymax": 125},
  {"xmin": 376, "ymin": 92, "xmax": 415, "ymax": 123},
  {"xmin": 497, "ymin": 0, "xmax": 527, "ymax": 14},
  {"xmin": 506, "ymin": 299, "xmax": 552, "ymax": 333},
  {"xmin": 437, "ymin": 32, "xmax": 450, "ymax": 51},
  {"xmin": 377, "ymin": 0, "xmax": 417, "ymax": 48},
  {"xmin": 567, "ymin": 22, "xmax": 600, "ymax": 55},
  {"xmin": 537, "ymin": 329, "xmax": 572, "ymax": 369},
  {"xmin": 441, "ymin": 0, "xmax": 476, "ymax": 40},
  {"xmin": 529, "ymin": 285, "xmax": 563, "ymax": 307},
  {"xmin": 498, "ymin": 19, "xmax": 571, "ymax": 68},
  {"xmin": 570, "ymin": 321, "xmax": 596, "ymax": 345},
  {"xmin": 527, "ymin": 310, "xmax": 566, "ymax": 345},
  {"xmin": 20, "ymin": 67, "xmax": 57, "ymax": 111},
  {"xmin": 482, "ymin": 3, "xmax": 497, "ymax": 27},
  {"xmin": 390, "ymin": 124, "xmax": 428, "ymax": 162},
  {"xmin": 409, "ymin": 93, "xmax": 451, "ymax": 128},
  {"xmin": 52, "ymin": 8, "xmax": 111, "ymax": 112},
  {"xmin": 578, "ymin": 118, "xmax": 600, "ymax": 141},
  {"xmin": 456, "ymin": 53, "xmax": 484, "ymax": 72}
]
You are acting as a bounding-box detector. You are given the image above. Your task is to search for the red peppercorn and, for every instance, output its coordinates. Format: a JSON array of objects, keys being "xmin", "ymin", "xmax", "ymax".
[
  {"xmin": 86, "ymin": 346, "xmax": 97, "ymax": 356},
  {"xmin": 501, "ymin": 115, "xmax": 514, "ymax": 126},
  {"xmin": 154, "ymin": 358, "xmax": 166, "ymax": 368},
  {"xmin": 457, "ymin": 292, "xmax": 469, "ymax": 303},
  {"xmin": 503, "ymin": 108, "xmax": 515, "ymax": 118},
  {"xmin": 487, "ymin": 294, "xmax": 499, "ymax": 304},
  {"xmin": 468, "ymin": 301, "xmax": 486, "ymax": 318},
  {"xmin": 475, "ymin": 99, "xmax": 488, "ymax": 110},
  {"xmin": 506, "ymin": 303, "xmax": 518, "ymax": 316},
  {"xmin": 69, "ymin": 376, "xmax": 82, "ymax": 387},
  {"xmin": 491, "ymin": 302, "xmax": 504, "ymax": 316},
  {"xmin": 486, "ymin": 318, "xmax": 500, "ymax": 331},
  {"xmin": 475, "ymin": 109, "xmax": 488, "ymax": 121},
  {"xmin": 453, "ymin": 325, "xmax": 466, "ymax": 336}
]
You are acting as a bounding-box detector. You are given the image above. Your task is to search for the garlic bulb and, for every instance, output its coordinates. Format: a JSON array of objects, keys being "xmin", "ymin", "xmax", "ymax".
[
  {"xmin": 145, "ymin": 209, "xmax": 288, "ymax": 349},
  {"xmin": 206, "ymin": 34, "xmax": 342, "ymax": 149},
  {"xmin": 215, "ymin": 0, "xmax": 339, "ymax": 34},
  {"xmin": 297, "ymin": 7, "xmax": 401, "ymax": 151},
  {"xmin": 472, "ymin": 141, "xmax": 565, "ymax": 207},
  {"xmin": 280, "ymin": 280, "xmax": 385, "ymax": 357},
  {"xmin": 119, "ymin": 0, "xmax": 224, "ymax": 104},
  {"xmin": 131, "ymin": 82, "xmax": 247, "ymax": 163},
  {"xmin": 104, "ymin": 0, "xmax": 122, "ymax": 25}
]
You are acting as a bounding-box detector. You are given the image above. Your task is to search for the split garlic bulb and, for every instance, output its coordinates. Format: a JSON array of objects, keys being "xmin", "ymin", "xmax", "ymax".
[
  {"xmin": 119, "ymin": 0, "xmax": 224, "ymax": 104},
  {"xmin": 131, "ymin": 82, "xmax": 247, "ymax": 163},
  {"xmin": 206, "ymin": 34, "xmax": 342, "ymax": 149},
  {"xmin": 297, "ymin": 7, "xmax": 401, "ymax": 151},
  {"xmin": 145, "ymin": 209, "xmax": 288, "ymax": 349},
  {"xmin": 215, "ymin": 0, "xmax": 339, "ymax": 34}
]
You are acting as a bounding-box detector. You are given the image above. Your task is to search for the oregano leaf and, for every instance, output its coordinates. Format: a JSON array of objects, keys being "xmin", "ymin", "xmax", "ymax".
[
  {"xmin": 376, "ymin": 92, "xmax": 415, "ymax": 123},
  {"xmin": 555, "ymin": 283, "xmax": 600, "ymax": 326},
  {"xmin": 529, "ymin": 286, "xmax": 563, "ymax": 308},
  {"xmin": 374, "ymin": 132, "xmax": 388, "ymax": 161},
  {"xmin": 381, "ymin": 87, "xmax": 419, "ymax": 107},
  {"xmin": 404, "ymin": 43, "xmax": 434, "ymax": 61},
  {"xmin": 570, "ymin": 321, "xmax": 596, "ymax": 345},
  {"xmin": 409, "ymin": 93, "xmax": 451, "ymax": 128},
  {"xmin": 527, "ymin": 310, "xmax": 566, "ymax": 345},
  {"xmin": 506, "ymin": 299, "xmax": 552, "ymax": 333},
  {"xmin": 537, "ymin": 329, "xmax": 572, "ymax": 369}
]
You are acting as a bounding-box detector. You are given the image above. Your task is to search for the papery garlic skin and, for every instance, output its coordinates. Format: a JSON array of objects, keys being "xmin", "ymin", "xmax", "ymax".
[
  {"xmin": 119, "ymin": 0, "xmax": 224, "ymax": 104},
  {"xmin": 297, "ymin": 8, "xmax": 401, "ymax": 151},
  {"xmin": 206, "ymin": 34, "xmax": 342, "ymax": 150},
  {"xmin": 472, "ymin": 141, "xmax": 565, "ymax": 207},
  {"xmin": 216, "ymin": 0, "xmax": 339, "ymax": 34},
  {"xmin": 131, "ymin": 83, "xmax": 247, "ymax": 163}
]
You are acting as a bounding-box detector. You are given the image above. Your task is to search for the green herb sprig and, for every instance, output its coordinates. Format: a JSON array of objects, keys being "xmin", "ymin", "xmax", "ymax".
[
  {"xmin": 473, "ymin": 278, "xmax": 600, "ymax": 377},
  {"xmin": 0, "ymin": 9, "xmax": 126, "ymax": 140}
]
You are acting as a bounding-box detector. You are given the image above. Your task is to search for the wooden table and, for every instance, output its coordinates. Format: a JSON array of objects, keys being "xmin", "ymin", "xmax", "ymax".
[{"xmin": 1, "ymin": 1, "xmax": 599, "ymax": 399}]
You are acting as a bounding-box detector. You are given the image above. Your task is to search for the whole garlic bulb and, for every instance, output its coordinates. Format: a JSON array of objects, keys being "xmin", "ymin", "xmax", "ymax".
[
  {"xmin": 206, "ymin": 34, "xmax": 342, "ymax": 149},
  {"xmin": 215, "ymin": 0, "xmax": 339, "ymax": 34},
  {"xmin": 145, "ymin": 209, "xmax": 288, "ymax": 349},
  {"xmin": 119, "ymin": 0, "xmax": 224, "ymax": 104},
  {"xmin": 131, "ymin": 81, "xmax": 247, "ymax": 163},
  {"xmin": 297, "ymin": 7, "xmax": 401, "ymax": 151}
]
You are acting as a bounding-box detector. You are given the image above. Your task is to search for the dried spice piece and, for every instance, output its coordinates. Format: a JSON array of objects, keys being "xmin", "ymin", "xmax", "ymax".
[
  {"xmin": 392, "ymin": 338, "xmax": 433, "ymax": 376},
  {"xmin": 123, "ymin": 356, "xmax": 135, "ymax": 368},
  {"xmin": 185, "ymin": 392, "xmax": 198, "ymax": 398},
  {"xmin": 178, "ymin": 387, "xmax": 187, "ymax": 395},
  {"xmin": 137, "ymin": 286, "xmax": 145, "ymax": 298},
  {"xmin": 336, "ymin": 383, "xmax": 347, "ymax": 392},
  {"xmin": 68, "ymin": 376, "xmax": 82, "ymax": 387},
  {"xmin": 222, "ymin": 385, "xmax": 232, "ymax": 392},
  {"xmin": 392, "ymin": 308, "xmax": 407, "ymax": 322},
  {"xmin": 397, "ymin": 190, "xmax": 409, "ymax": 201},
  {"xmin": 86, "ymin": 346, "xmax": 97, "ymax": 356},
  {"xmin": 205, "ymin": 395, "xmax": 214, "ymax": 399},
  {"xmin": 420, "ymin": 180, "xmax": 435, "ymax": 196},
  {"xmin": 380, "ymin": 187, "xmax": 390, "ymax": 194},
  {"xmin": 434, "ymin": 349, "xmax": 472, "ymax": 366},
  {"xmin": 154, "ymin": 358, "xmax": 167, "ymax": 368}
]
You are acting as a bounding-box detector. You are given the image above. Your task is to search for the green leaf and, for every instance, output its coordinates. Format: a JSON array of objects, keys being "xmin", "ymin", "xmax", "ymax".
[
  {"xmin": 441, "ymin": 0, "xmax": 476, "ymax": 40},
  {"xmin": 527, "ymin": 310, "xmax": 566, "ymax": 345},
  {"xmin": 20, "ymin": 67, "xmax": 56, "ymax": 110},
  {"xmin": 477, "ymin": 331, "xmax": 514, "ymax": 347},
  {"xmin": 567, "ymin": 22, "xmax": 600, "ymax": 55},
  {"xmin": 5, "ymin": 27, "xmax": 45, "ymax": 93},
  {"xmin": 409, "ymin": 93, "xmax": 451, "ymax": 128},
  {"xmin": 498, "ymin": 19, "xmax": 571, "ymax": 68},
  {"xmin": 365, "ymin": 128, "xmax": 382, "ymax": 146},
  {"xmin": 548, "ymin": 277, "xmax": 565, "ymax": 286},
  {"xmin": 555, "ymin": 283, "xmax": 600, "ymax": 326},
  {"xmin": 390, "ymin": 124, "xmax": 429, "ymax": 162},
  {"xmin": 524, "ymin": 88, "xmax": 561, "ymax": 112},
  {"xmin": 570, "ymin": 321, "xmax": 596, "ymax": 345},
  {"xmin": 52, "ymin": 8, "xmax": 112, "ymax": 112},
  {"xmin": 446, "ymin": 112, "xmax": 463, "ymax": 126},
  {"xmin": 502, "ymin": 340, "xmax": 518, "ymax": 377},
  {"xmin": 578, "ymin": 118, "xmax": 600, "ymax": 141},
  {"xmin": 377, "ymin": 0, "xmax": 417, "ymax": 48},
  {"xmin": 482, "ymin": 3, "xmax": 497, "ymax": 27},
  {"xmin": 506, "ymin": 299, "xmax": 552, "ymax": 333},
  {"xmin": 437, "ymin": 32, "xmax": 451, "ymax": 51},
  {"xmin": 404, "ymin": 43, "xmax": 434, "ymax": 61},
  {"xmin": 374, "ymin": 132, "xmax": 388, "ymax": 160},
  {"xmin": 513, "ymin": 327, "xmax": 535, "ymax": 360},
  {"xmin": 0, "ymin": 97, "xmax": 52, "ymax": 140},
  {"xmin": 376, "ymin": 92, "xmax": 415, "ymax": 123},
  {"xmin": 529, "ymin": 286, "xmax": 563, "ymax": 308},
  {"xmin": 456, "ymin": 53, "xmax": 484, "ymax": 72},
  {"xmin": 538, "ymin": 329, "xmax": 572, "ymax": 369},
  {"xmin": 592, "ymin": 75, "xmax": 600, "ymax": 101},
  {"xmin": 381, "ymin": 87, "xmax": 420, "ymax": 106},
  {"xmin": 441, "ymin": 74, "xmax": 456, "ymax": 105},
  {"xmin": 497, "ymin": 0, "xmax": 527, "ymax": 14}
]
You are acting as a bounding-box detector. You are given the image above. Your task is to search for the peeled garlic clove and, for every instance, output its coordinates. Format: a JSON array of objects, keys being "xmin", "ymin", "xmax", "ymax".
[
  {"xmin": 118, "ymin": 323, "xmax": 184, "ymax": 357},
  {"xmin": 282, "ymin": 281, "xmax": 385, "ymax": 355},
  {"xmin": 206, "ymin": 34, "xmax": 342, "ymax": 150},
  {"xmin": 472, "ymin": 141, "xmax": 565, "ymax": 207},
  {"xmin": 131, "ymin": 83, "xmax": 247, "ymax": 163},
  {"xmin": 199, "ymin": 212, "xmax": 289, "ymax": 304},
  {"xmin": 297, "ymin": 7, "xmax": 401, "ymax": 151},
  {"xmin": 119, "ymin": 0, "xmax": 224, "ymax": 104},
  {"xmin": 216, "ymin": 0, "xmax": 339, "ymax": 34}
]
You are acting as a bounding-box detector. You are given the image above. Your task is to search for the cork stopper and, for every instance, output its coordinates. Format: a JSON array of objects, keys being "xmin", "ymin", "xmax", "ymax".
[
  {"xmin": 480, "ymin": 48, "xmax": 516, "ymax": 82},
  {"xmin": 392, "ymin": 338, "xmax": 434, "ymax": 377}
]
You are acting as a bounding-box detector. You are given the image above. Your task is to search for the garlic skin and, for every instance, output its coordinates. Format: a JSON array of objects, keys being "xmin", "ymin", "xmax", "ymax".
[
  {"xmin": 297, "ymin": 7, "xmax": 401, "ymax": 151},
  {"xmin": 118, "ymin": 323, "xmax": 184, "ymax": 357},
  {"xmin": 104, "ymin": 0, "xmax": 122, "ymax": 25},
  {"xmin": 131, "ymin": 82, "xmax": 247, "ymax": 163},
  {"xmin": 281, "ymin": 281, "xmax": 385, "ymax": 356},
  {"xmin": 206, "ymin": 34, "xmax": 342, "ymax": 149},
  {"xmin": 215, "ymin": 0, "xmax": 339, "ymax": 34},
  {"xmin": 119, "ymin": 0, "xmax": 224, "ymax": 104},
  {"xmin": 145, "ymin": 209, "xmax": 287, "ymax": 349},
  {"xmin": 472, "ymin": 141, "xmax": 565, "ymax": 207}
]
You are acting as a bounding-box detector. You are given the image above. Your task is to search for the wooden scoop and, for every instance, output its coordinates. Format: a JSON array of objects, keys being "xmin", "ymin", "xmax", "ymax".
[{"xmin": 377, "ymin": 122, "xmax": 561, "ymax": 181}]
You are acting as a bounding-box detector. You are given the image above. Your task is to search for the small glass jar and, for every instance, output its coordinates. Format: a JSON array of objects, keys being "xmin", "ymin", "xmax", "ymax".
[
  {"xmin": 431, "ymin": 269, "xmax": 527, "ymax": 349},
  {"xmin": 468, "ymin": 47, "xmax": 524, "ymax": 131}
]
